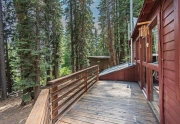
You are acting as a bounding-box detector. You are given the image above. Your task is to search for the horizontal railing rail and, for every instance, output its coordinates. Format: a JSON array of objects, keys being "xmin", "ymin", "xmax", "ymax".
[
  {"xmin": 48, "ymin": 65, "xmax": 99, "ymax": 124},
  {"xmin": 26, "ymin": 89, "xmax": 51, "ymax": 124}
]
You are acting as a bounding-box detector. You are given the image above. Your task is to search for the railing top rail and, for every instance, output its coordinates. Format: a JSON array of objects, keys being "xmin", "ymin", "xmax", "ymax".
[
  {"xmin": 26, "ymin": 89, "xmax": 50, "ymax": 124},
  {"xmin": 48, "ymin": 65, "xmax": 98, "ymax": 85}
]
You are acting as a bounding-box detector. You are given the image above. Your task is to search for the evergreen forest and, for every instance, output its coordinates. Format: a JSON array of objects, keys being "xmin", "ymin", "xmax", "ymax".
[{"xmin": 0, "ymin": 0, "xmax": 143, "ymax": 104}]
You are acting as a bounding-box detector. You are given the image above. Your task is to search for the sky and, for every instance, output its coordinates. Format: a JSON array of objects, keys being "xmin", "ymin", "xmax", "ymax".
[
  {"xmin": 91, "ymin": 0, "xmax": 100, "ymax": 30},
  {"xmin": 61, "ymin": 0, "xmax": 100, "ymax": 30},
  {"xmin": 91, "ymin": 0, "xmax": 100, "ymax": 22}
]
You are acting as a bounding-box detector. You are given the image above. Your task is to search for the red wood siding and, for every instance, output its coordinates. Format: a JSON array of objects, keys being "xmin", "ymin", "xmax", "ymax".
[
  {"xmin": 174, "ymin": 0, "xmax": 180, "ymax": 103},
  {"xmin": 136, "ymin": 40, "xmax": 140, "ymax": 60},
  {"xmin": 99, "ymin": 66, "xmax": 138, "ymax": 82},
  {"xmin": 162, "ymin": 0, "xmax": 180, "ymax": 123},
  {"xmin": 130, "ymin": 0, "xmax": 180, "ymax": 123},
  {"xmin": 133, "ymin": 41, "xmax": 136, "ymax": 62}
]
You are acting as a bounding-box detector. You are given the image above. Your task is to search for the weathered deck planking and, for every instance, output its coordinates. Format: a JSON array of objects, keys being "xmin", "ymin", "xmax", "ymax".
[{"xmin": 57, "ymin": 81, "xmax": 158, "ymax": 124}]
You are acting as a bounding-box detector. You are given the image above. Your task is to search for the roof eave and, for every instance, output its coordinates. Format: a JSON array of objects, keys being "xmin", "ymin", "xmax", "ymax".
[{"xmin": 131, "ymin": 0, "xmax": 157, "ymax": 39}]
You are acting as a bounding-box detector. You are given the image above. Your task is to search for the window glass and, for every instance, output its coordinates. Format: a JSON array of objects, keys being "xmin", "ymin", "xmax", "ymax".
[{"xmin": 151, "ymin": 25, "xmax": 158, "ymax": 63}]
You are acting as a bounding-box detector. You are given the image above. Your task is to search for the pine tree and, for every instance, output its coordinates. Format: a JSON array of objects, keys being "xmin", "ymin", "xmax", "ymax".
[
  {"xmin": 64, "ymin": 0, "xmax": 94, "ymax": 72},
  {"xmin": 0, "ymin": 0, "xmax": 7, "ymax": 100},
  {"xmin": 2, "ymin": 0, "xmax": 16, "ymax": 93},
  {"xmin": 12, "ymin": 0, "xmax": 63, "ymax": 104},
  {"xmin": 98, "ymin": 0, "xmax": 143, "ymax": 65}
]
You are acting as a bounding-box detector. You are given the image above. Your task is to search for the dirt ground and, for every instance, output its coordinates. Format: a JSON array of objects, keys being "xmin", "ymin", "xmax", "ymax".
[{"xmin": 0, "ymin": 97, "xmax": 33, "ymax": 124}]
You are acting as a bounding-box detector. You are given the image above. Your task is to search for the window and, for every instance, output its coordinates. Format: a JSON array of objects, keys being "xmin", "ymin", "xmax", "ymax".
[{"xmin": 151, "ymin": 25, "xmax": 159, "ymax": 63}]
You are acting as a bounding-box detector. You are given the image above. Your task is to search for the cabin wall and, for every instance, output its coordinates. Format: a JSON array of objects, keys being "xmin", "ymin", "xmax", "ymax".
[
  {"xmin": 133, "ymin": 41, "xmax": 136, "ymax": 62},
  {"xmin": 136, "ymin": 40, "xmax": 140, "ymax": 60},
  {"xmin": 89, "ymin": 58, "xmax": 110, "ymax": 72},
  {"xmin": 162, "ymin": 0, "xmax": 180, "ymax": 124},
  {"xmin": 132, "ymin": 0, "xmax": 180, "ymax": 123},
  {"xmin": 99, "ymin": 66, "xmax": 138, "ymax": 82}
]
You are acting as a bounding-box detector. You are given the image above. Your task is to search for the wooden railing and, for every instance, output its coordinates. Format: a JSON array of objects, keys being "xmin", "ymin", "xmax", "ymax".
[
  {"xmin": 26, "ymin": 65, "xmax": 99, "ymax": 124},
  {"xmin": 26, "ymin": 89, "xmax": 51, "ymax": 124},
  {"xmin": 48, "ymin": 65, "xmax": 99, "ymax": 124}
]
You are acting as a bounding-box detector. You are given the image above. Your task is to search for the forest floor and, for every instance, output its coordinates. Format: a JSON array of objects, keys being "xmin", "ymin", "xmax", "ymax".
[{"xmin": 0, "ymin": 96, "xmax": 33, "ymax": 124}]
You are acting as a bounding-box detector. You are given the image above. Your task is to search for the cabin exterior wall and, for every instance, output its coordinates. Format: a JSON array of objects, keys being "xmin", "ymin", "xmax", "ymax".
[
  {"xmin": 133, "ymin": 41, "xmax": 136, "ymax": 63},
  {"xmin": 99, "ymin": 66, "xmax": 138, "ymax": 82},
  {"xmin": 132, "ymin": 0, "xmax": 180, "ymax": 124},
  {"xmin": 88, "ymin": 58, "xmax": 110, "ymax": 72},
  {"xmin": 162, "ymin": 0, "xmax": 180, "ymax": 124}
]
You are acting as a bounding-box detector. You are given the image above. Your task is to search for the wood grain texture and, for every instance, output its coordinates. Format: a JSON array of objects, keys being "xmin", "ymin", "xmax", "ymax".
[
  {"xmin": 164, "ymin": 93, "xmax": 180, "ymax": 124},
  {"xmin": 57, "ymin": 81, "xmax": 158, "ymax": 124},
  {"xmin": 174, "ymin": 0, "xmax": 180, "ymax": 102},
  {"xmin": 163, "ymin": 40, "xmax": 175, "ymax": 51},
  {"xmin": 163, "ymin": 60, "xmax": 175, "ymax": 71},
  {"xmin": 163, "ymin": 50, "xmax": 175, "ymax": 61},
  {"xmin": 178, "ymin": 0, "xmax": 180, "ymax": 102},
  {"xmin": 26, "ymin": 89, "xmax": 50, "ymax": 124},
  {"xmin": 163, "ymin": 1, "xmax": 174, "ymax": 19},
  {"xmin": 163, "ymin": 20, "xmax": 174, "ymax": 35},
  {"xmin": 162, "ymin": 0, "xmax": 173, "ymax": 12},
  {"xmin": 162, "ymin": 0, "xmax": 180, "ymax": 123},
  {"xmin": 163, "ymin": 31, "xmax": 174, "ymax": 43},
  {"xmin": 162, "ymin": 11, "xmax": 174, "ymax": 27},
  {"xmin": 164, "ymin": 69, "xmax": 175, "ymax": 81}
]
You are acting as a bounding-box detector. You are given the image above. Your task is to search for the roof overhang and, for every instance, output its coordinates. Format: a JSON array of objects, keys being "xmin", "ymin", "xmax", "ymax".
[{"xmin": 131, "ymin": 0, "xmax": 157, "ymax": 39}]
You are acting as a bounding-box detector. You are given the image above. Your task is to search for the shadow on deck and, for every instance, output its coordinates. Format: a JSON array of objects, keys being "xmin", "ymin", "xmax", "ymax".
[{"xmin": 57, "ymin": 81, "xmax": 158, "ymax": 124}]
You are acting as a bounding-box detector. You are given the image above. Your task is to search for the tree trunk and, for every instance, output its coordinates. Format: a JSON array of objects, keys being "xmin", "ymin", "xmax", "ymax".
[
  {"xmin": 5, "ymin": 39, "xmax": 12, "ymax": 93},
  {"xmin": 70, "ymin": 0, "xmax": 75, "ymax": 73},
  {"xmin": 53, "ymin": 41, "xmax": 59, "ymax": 79},
  {"xmin": 0, "ymin": 0, "xmax": 6, "ymax": 100},
  {"xmin": 80, "ymin": 0, "xmax": 85, "ymax": 70},
  {"xmin": 44, "ymin": 1, "xmax": 51, "ymax": 83},
  {"xmin": 119, "ymin": 33, "xmax": 125, "ymax": 63},
  {"xmin": 74, "ymin": 1, "xmax": 79, "ymax": 72},
  {"xmin": 34, "ymin": 4, "xmax": 40, "ymax": 101},
  {"xmin": 46, "ymin": 35, "xmax": 51, "ymax": 82},
  {"xmin": 106, "ymin": 0, "xmax": 116, "ymax": 66}
]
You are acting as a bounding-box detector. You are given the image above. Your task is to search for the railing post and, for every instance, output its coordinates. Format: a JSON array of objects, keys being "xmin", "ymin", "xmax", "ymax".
[
  {"xmin": 96, "ymin": 66, "xmax": 99, "ymax": 82},
  {"xmin": 51, "ymin": 85, "xmax": 58, "ymax": 123},
  {"xmin": 84, "ymin": 71, "xmax": 87, "ymax": 92}
]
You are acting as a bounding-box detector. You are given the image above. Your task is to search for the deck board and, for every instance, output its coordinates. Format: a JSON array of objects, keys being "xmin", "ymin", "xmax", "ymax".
[{"xmin": 56, "ymin": 81, "xmax": 158, "ymax": 124}]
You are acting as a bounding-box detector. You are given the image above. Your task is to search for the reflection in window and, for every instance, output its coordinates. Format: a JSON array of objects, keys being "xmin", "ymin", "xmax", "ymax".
[
  {"xmin": 152, "ymin": 25, "xmax": 158, "ymax": 63},
  {"xmin": 152, "ymin": 70, "xmax": 159, "ymax": 107}
]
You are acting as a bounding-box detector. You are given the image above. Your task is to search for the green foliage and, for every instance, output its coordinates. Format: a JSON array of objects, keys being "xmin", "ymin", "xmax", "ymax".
[
  {"xmin": 2, "ymin": 0, "xmax": 144, "ymax": 103},
  {"xmin": 61, "ymin": 31, "xmax": 71, "ymax": 68},
  {"xmin": 13, "ymin": 79, "xmax": 37, "ymax": 102},
  {"xmin": 64, "ymin": 0, "xmax": 95, "ymax": 71},
  {"xmin": 13, "ymin": 79, "xmax": 36, "ymax": 92},
  {"xmin": 39, "ymin": 60, "xmax": 50, "ymax": 86},
  {"xmin": 21, "ymin": 92, "xmax": 31, "ymax": 103},
  {"xmin": 133, "ymin": 0, "xmax": 144, "ymax": 17},
  {"xmin": 3, "ymin": 0, "xmax": 63, "ymax": 104},
  {"xmin": 60, "ymin": 67, "xmax": 72, "ymax": 77},
  {"xmin": 97, "ymin": 0, "xmax": 143, "ymax": 64}
]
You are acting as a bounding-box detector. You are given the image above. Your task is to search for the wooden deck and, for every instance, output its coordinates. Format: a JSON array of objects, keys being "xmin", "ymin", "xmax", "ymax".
[{"xmin": 57, "ymin": 81, "xmax": 158, "ymax": 124}]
